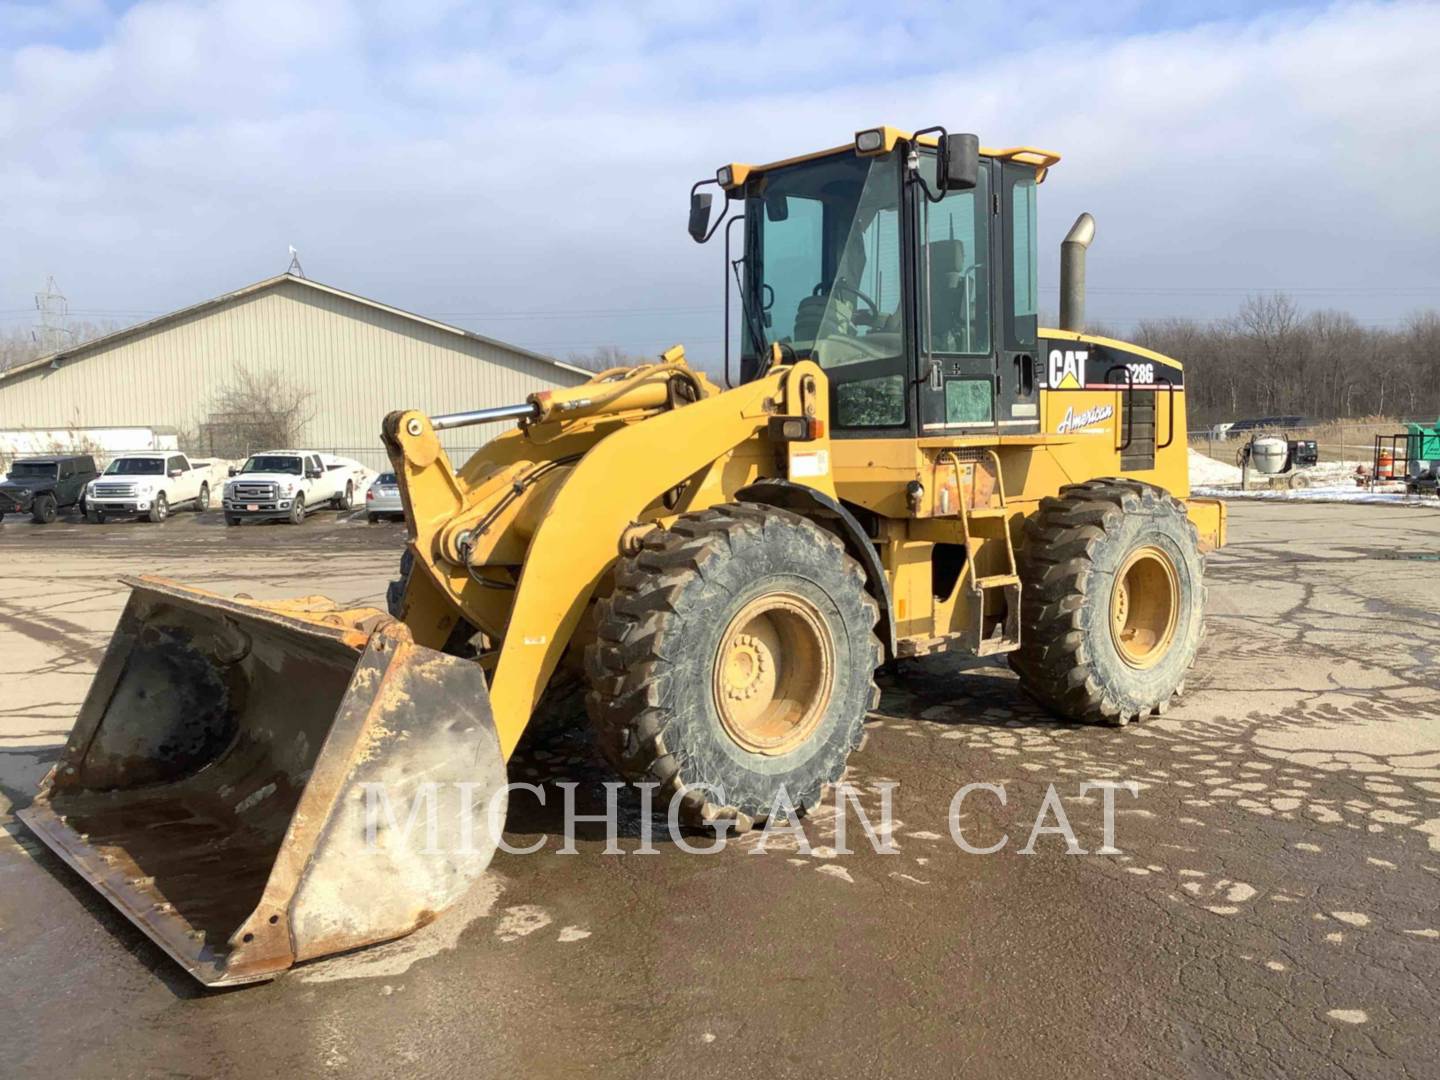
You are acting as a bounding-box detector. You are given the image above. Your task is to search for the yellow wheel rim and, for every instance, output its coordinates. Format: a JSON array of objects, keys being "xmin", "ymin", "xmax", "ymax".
[
  {"xmin": 1109, "ymin": 545, "xmax": 1180, "ymax": 669},
  {"xmin": 713, "ymin": 592, "xmax": 834, "ymax": 756}
]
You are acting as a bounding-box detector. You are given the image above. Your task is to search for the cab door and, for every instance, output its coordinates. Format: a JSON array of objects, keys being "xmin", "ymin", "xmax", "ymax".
[
  {"xmin": 167, "ymin": 454, "xmax": 193, "ymax": 501},
  {"xmin": 912, "ymin": 157, "xmax": 1041, "ymax": 436}
]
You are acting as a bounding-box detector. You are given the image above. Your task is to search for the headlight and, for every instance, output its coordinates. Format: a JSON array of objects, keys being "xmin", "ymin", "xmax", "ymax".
[
  {"xmin": 855, "ymin": 128, "xmax": 886, "ymax": 154},
  {"xmin": 280, "ymin": 482, "xmax": 295, "ymax": 496}
]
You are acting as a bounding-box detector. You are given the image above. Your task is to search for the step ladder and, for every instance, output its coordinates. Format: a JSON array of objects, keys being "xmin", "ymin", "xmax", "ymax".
[{"xmin": 957, "ymin": 450, "xmax": 1021, "ymax": 656}]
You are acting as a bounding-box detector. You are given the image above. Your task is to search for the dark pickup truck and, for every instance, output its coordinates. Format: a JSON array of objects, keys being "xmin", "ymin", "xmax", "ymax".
[{"xmin": 0, "ymin": 455, "xmax": 99, "ymax": 523}]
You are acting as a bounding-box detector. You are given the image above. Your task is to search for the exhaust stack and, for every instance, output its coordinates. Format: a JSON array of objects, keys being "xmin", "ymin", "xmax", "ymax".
[{"xmin": 1059, "ymin": 212, "xmax": 1096, "ymax": 332}]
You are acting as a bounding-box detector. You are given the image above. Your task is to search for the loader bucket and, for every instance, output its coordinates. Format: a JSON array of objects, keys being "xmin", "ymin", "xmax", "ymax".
[{"xmin": 18, "ymin": 576, "xmax": 507, "ymax": 987}]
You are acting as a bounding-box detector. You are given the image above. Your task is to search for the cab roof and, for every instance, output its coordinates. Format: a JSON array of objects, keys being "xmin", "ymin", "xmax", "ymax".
[{"xmin": 717, "ymin": 126, "xmax": 1061, "ymax": 193}]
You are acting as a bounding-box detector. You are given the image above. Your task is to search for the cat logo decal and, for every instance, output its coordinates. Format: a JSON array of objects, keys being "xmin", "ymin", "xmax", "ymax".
[{"xmin": 1046, "ymin": 349, "xmax": 1088, "ymax": 389}]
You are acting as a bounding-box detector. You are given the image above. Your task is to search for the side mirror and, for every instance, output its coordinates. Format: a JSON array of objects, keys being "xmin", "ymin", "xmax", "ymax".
[
  {"xmin": 940, "ymin": 133, "xmax": 979, "ymax": 192},
  {"xmin": 764, "ymin": 191, "xmax": 789, "ymax": 222},
  {"xmin": 228, "ymin": 466, "xmax": 237, "ymax": 477},
  {"xmin": 307, "ymin": 468, "xmax": 322, "ymax": 479},
  {"xmin": 169, "ymin": 469, "xmax": 182, "ymax": 478},
  {"xmin": 688, "ymin": 191, "xmax": 714, "ymax": 242}
]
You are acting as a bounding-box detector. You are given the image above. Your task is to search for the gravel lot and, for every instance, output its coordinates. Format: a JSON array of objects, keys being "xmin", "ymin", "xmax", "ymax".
[{"xmin": 1, "ymin": 501, "xmax": 1438, "ymax": 1078}]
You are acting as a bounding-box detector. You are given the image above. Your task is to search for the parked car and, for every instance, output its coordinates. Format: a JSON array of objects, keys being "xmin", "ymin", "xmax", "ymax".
[
  {"xmin": 366, "ymin": 472, "xmax": 403, "ymax": 522},
  {"xmin": 85, "ymin": 452, "xmax": 215, "ymax": 523},
  {"xmin": 0, "ymin": 455, "xmax": 98, "ymax": 523},
  {"xmin": 222, "ymin": 450, "xmax": 364, "ymax": 525}
]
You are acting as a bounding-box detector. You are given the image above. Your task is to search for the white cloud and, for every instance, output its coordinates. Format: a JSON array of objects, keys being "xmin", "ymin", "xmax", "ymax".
[{"xmin": 1, "ymin": 0, "xmax": 1437, "ymax": 362}]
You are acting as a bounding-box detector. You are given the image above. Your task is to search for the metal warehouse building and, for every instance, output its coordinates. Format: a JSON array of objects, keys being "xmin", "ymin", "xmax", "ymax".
[{"xmin": 0, "ymin": 273, "xmax": 590, "ymax": 468}]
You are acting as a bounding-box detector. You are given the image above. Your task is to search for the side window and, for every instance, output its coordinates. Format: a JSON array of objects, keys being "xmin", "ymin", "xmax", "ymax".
[
  {"xmin": 920, "ymin": 160, "xmax": 991, "ymax": 356},
  {"xmin": 60, "ymin": 461, "xmax": 72, "ymax": 478},
  {"xmin": 1008, "ymin": 170, "xmax": 1039, "ymax": 347},
  {"xmin": 761, "ymin": 195, "xmax": 823, "ymax": 346},
  {"xmin": 169, "ymin": 455, "xmax": 188, "ymax": 473}
]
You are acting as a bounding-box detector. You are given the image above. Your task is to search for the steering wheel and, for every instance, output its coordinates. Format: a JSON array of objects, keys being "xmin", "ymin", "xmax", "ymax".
[{"xmin": 814, "ymin": 280, "xmax": 879, "ymax": 318}]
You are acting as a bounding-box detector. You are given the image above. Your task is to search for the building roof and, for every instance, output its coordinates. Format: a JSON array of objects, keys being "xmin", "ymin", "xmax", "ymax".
[{"xmin": 0, "ymin": 273, "xmax": 592, "ymax": 385}]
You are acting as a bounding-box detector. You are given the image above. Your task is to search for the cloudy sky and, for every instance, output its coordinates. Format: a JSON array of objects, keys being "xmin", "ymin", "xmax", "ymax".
[{"xmin": 2, "ymin": 0, "xmax": 1438, "ymax": 369}]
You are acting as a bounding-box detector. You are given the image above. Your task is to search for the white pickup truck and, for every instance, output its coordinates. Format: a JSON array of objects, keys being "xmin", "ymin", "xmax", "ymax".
[
  {"xmin": 86, "ymin": 452, "xmax": 215, "ymax": 523},
  {"xmin": 221, "ymin": 450, "xmax": 366, "ymax": 526}
]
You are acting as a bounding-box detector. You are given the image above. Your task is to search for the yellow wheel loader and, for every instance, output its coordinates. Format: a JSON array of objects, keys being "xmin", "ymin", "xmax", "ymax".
[{"xmin": 21, "ymin": 125, "xmax": 1225, "ymax": 987}]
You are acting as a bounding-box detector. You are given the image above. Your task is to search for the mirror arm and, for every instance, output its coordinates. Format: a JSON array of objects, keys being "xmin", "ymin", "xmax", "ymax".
[{"xmin": 909, "ymin": 125, "xmax": 948, "ymax": 204}]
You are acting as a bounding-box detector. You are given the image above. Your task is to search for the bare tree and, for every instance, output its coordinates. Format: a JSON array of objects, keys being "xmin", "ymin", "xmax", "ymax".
[
  {"xmin": 1116, "ymin": 297, "xmax": 1439, "ymax": 425},
  {"xmin": 198, "ymin": 367, "xmax": 316, "ymax": 457},
  {"xmin": 0, "ymin": 327, "xmax": 44, "ymax": 371},
  {"xmin": 0, "ymin": 319, "xmax": 121, "ymax": 372},
  {"xmin": 1231, "ymin": 293, "xmax": 1303, "ymax": 415}
]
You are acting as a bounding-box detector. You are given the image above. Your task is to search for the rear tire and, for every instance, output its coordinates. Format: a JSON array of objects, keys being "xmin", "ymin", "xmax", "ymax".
[
  {"xmin": 288, "ymin": 493, "xmax": 305, "ymax": 525},
  {"xmin": 1009, "ymin": 479, "xmax": 1204, "ymax": 726},
  {"xmin": 333, "ymin": 482, "xmax": 353, "ymax": 511},
  {"xmin": 147, "ymin": 492, "xmax": 168, "ymax": 523},
  {"xmin": 368, "ymin": 512, "xmax": 379, "ymax": 524},
  {"xmin": 196, "ymin": 483, "xmax": 210, "ymax": 512},
  {"xmin": 31, "ymin": 494, "xmax": 57, "ymax": 524},
  {"xmin": 585, "ymin": 504, "xmax": 881, "ymax": 827}
]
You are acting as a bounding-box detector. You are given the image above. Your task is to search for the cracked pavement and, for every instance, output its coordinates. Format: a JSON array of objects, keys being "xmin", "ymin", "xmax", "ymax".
[{"xmin": 0, "ymin": 502, "xmax": 1437, "ymax": 1078}]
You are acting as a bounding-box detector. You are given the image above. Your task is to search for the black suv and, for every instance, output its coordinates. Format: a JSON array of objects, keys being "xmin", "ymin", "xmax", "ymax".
[{"xmin": 0, "ymin": 455, "xmax": 99, "ymax": 523}]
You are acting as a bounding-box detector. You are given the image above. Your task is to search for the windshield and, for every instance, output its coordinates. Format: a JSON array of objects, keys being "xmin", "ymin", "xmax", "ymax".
[
  {"xmin": 105, "ymin": 458, "xmax": 164, "ymax": 475},
  {"xmin": 742, "ymin": 149, "xmax": 908, "ymax": 427},
  {"xmin": 743, "ymin": 150, "xmax": 904, "ymax": 374},
  {"xmin": 9, "ymin": 462, "xmax": 57, "ymax": 480},
  {"xmin": 242, "ymin": 455, "xmax": 303, "ymax": 475}
]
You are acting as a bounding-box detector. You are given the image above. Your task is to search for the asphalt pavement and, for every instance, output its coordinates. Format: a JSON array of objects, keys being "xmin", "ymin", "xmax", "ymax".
[{"xmin": 1, "ymin": 501, "xmax": 1437, "ymax": 1078}]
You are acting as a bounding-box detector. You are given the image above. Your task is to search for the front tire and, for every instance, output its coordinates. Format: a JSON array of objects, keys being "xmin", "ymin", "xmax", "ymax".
[
  {"xmin": 1010, "ymin": 479, "xmax": 1205, "ymax": 725},
  {"xmin": 86, "ymin": 504, "xmax": 105, "ymax": 524},
  {"xmin": 147, "ymin": 492, "xmax": 168, "ymax": 523},
  {"xmin": 585, "ymin": 504, "xmax": 881, "ymax": 827},
  {"xmin": 288, "ymin": 493, "xmax": 305, "ymax": 525},
  {"xmin": 225, "ymin": 514, "xmax": 241, "ymax": 527}
]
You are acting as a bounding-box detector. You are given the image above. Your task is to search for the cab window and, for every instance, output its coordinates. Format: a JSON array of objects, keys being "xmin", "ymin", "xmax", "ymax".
[
  {"xmin": 1006, "ymin": 166, "xmax": 1039, "ymax": 348},
  {"xmin": 918, "ymin": 156, "xmax": 991, "ymax": 357}
]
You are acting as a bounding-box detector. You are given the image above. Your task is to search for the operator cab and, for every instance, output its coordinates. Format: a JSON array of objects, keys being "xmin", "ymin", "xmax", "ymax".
[{"xmin": 690, "ymin": 128, "xmax": 1060, "ymax": 439}]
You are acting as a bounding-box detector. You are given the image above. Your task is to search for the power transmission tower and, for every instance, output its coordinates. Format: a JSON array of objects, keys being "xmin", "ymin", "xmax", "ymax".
[{"xmin": 34, "ymin": 276, "xmax": 73, "ymax": 353}]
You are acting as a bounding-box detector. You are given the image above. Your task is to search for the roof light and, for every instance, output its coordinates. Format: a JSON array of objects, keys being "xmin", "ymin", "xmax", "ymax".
[
  {"xmin": 855, "ymin": 128, "xmax": 885, "ymax": 154},
  {"xmin": 716, "ymin": 166, "xmax": 733, "ymax": 187}
]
